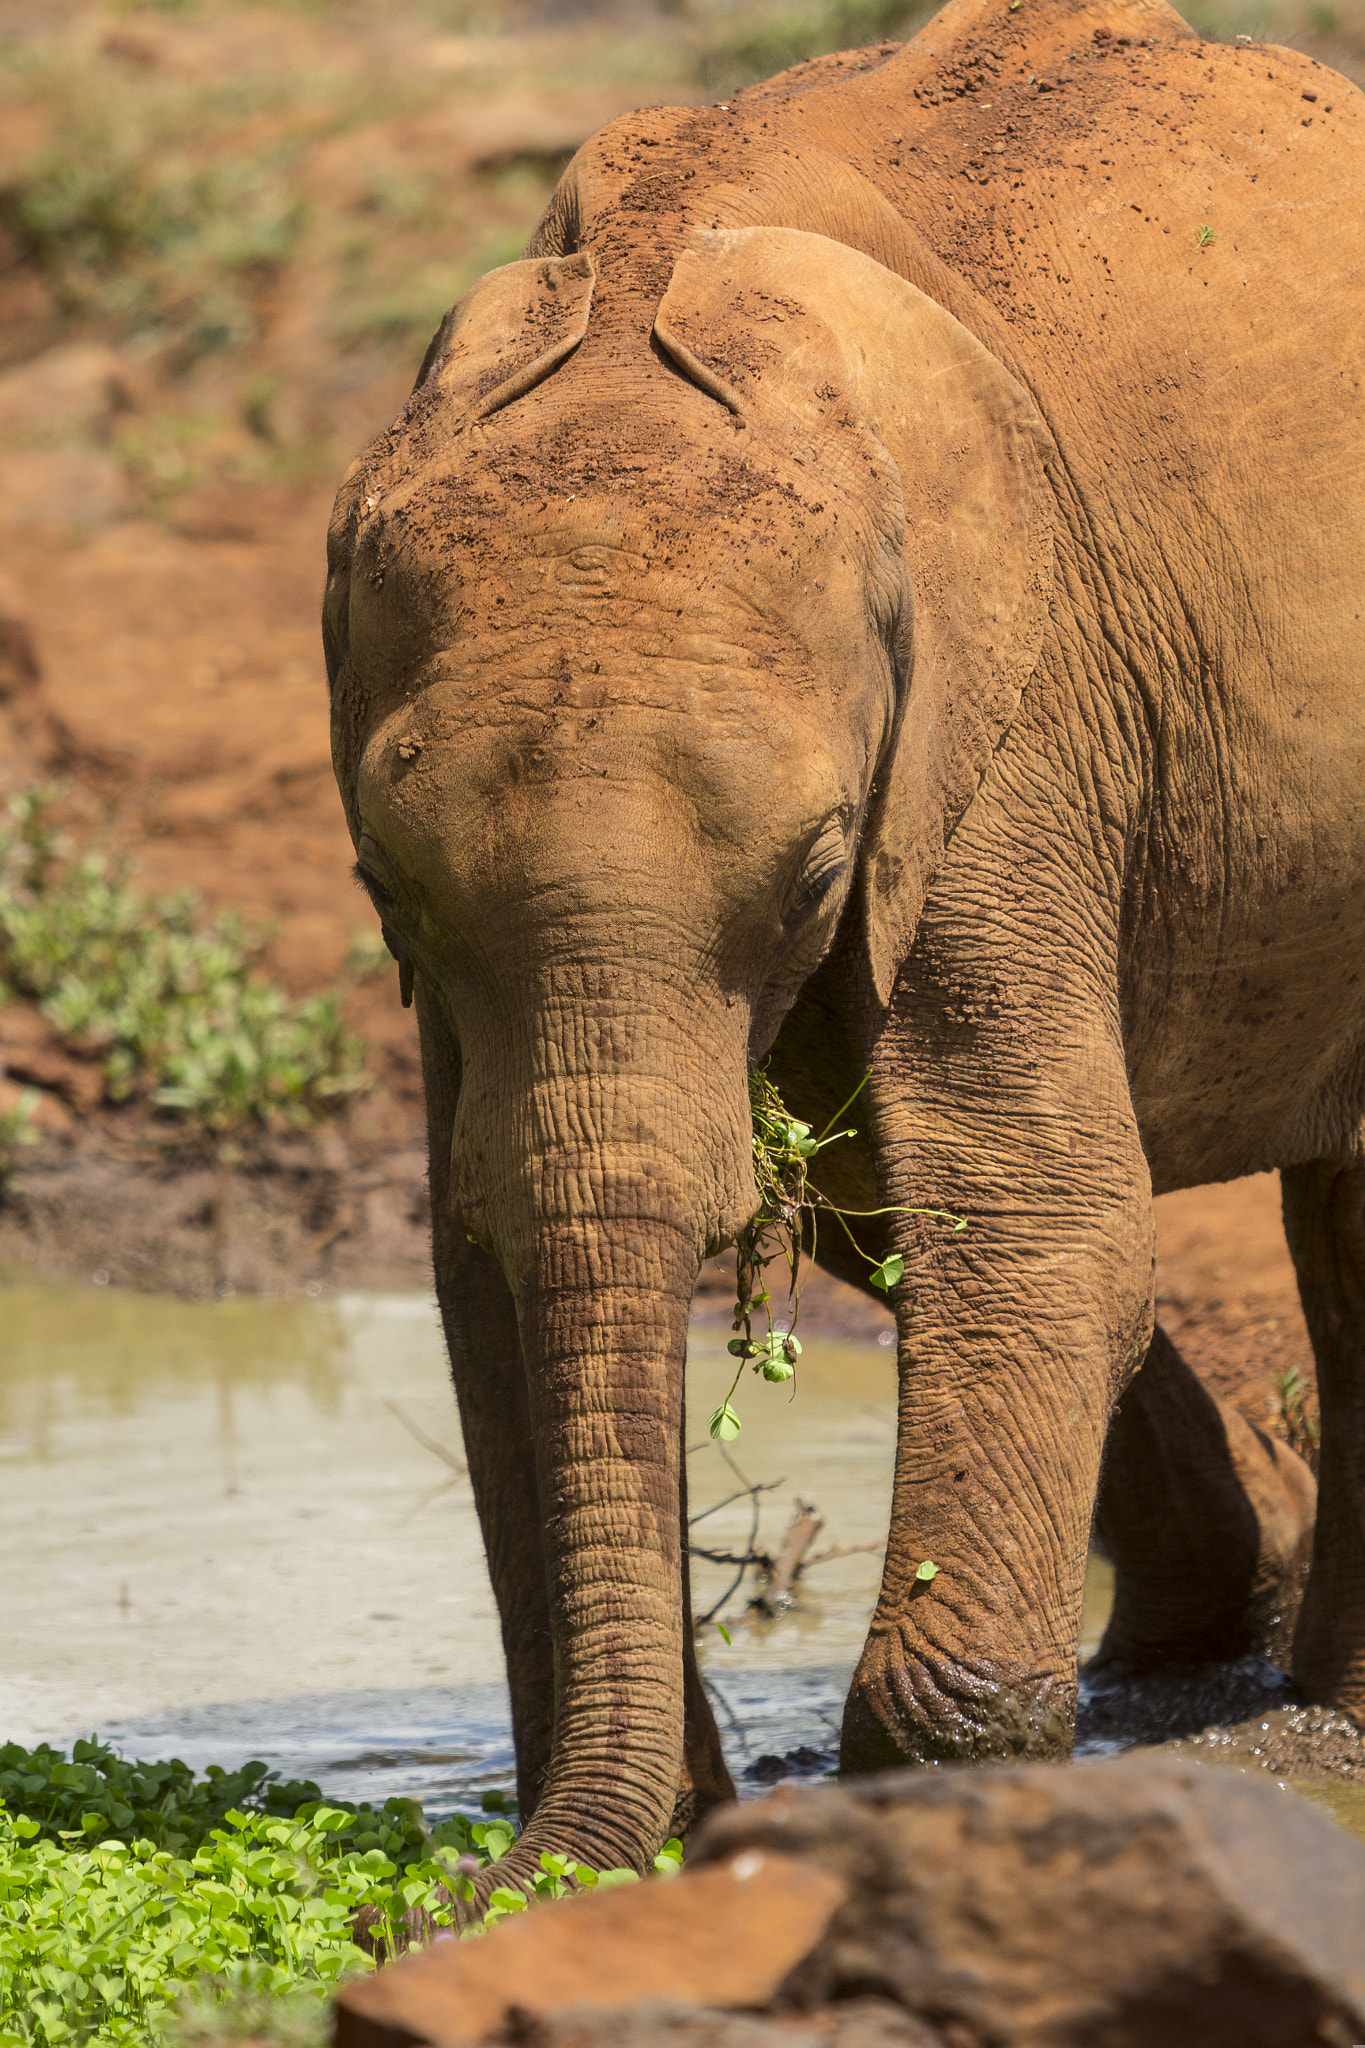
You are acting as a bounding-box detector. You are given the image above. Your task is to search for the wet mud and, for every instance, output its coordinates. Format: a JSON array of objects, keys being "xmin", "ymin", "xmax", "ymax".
[{"xmin": 1080, "ymin": 1652, "xmax": 1364, "ymax": 1771}]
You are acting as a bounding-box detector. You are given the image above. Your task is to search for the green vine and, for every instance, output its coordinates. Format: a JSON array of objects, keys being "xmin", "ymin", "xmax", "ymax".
[{"xmin": 709, "ymin": 1066, "xmax": 967, "ymax": 1441}]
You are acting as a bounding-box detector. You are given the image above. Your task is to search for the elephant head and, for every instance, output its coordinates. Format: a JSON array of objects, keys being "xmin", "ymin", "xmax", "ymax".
[{"xmin": 324, "ymin": 225, "xmax": 1054, "ymax": 1881}]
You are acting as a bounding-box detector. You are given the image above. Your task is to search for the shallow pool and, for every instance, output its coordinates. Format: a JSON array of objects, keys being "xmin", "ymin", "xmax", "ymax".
[{"xmin": 0, "ymin": 1277, "xmax": 1113, "ymax": 1813}]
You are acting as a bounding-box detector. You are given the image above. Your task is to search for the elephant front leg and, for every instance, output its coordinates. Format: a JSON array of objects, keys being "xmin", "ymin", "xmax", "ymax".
[
  {"xmin": 840, "ymin": 1003, "xmax": 1156, "ymax": 1771},
  {"xmin": 1283, "ymin": 1155, "xmax": 1365, "ymax": 1724}
]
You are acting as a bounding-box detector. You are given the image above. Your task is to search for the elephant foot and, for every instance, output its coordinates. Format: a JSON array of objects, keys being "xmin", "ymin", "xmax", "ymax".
[
  {"xmin": 1291, "ymin": 1592, "xmax": 1365, "ymax": 1734},
  {"xmin": 1291, "ymin": 1654, "xmax": 1365, "ymax": 1735},
  {"xmin": 1094, "ymin": 1328, "xmax": 1317, "ymax": 1675},
  {"xmin": 839, "ymin": 1629, "xmax": 1076, "ymax": 1772}
]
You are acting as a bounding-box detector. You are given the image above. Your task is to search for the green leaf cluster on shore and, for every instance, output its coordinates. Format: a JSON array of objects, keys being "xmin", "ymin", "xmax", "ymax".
[
  {"xmin": 0, "ymin": 1741, "xmax": 680, "ymax": 2047},
  {"xmin": 0, "ymin": 790, "xmax": 372, "ymax": 1153}
]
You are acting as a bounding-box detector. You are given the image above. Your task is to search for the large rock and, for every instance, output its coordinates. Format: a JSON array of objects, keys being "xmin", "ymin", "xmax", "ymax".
[
  {"xmin": 693, "ymin": 1751, "xmax": 1365, "ymax": 2046},
  {"xmin": 333, "ymin": 1752, "xmax": 1365, "ymax": 2048},
  {"xmin": 335, "ymin": 1853, "xmax": 849, "ymax": 2048}
]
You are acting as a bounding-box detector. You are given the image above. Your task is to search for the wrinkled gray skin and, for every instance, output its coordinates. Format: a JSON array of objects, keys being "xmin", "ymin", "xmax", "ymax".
[{"xmin": 324, "ymin": 0, "xmax": 1363, "ymax": 1890}]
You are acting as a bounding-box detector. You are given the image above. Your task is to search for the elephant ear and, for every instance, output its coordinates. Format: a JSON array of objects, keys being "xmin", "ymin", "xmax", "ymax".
[
  {"xmin": 654, "ymin": 227, "xmax": 1055, "ymax": 1006},
  {"xmin": 407, "ymin": 249, "xmax": 596, "ymax": 429}
]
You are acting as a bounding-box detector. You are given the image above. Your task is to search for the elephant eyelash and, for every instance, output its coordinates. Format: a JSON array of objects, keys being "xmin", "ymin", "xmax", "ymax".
[
  {"xmin": 352, "ymin": 861, "xmax": 396, "ymax": 911},
  {"xmin": 787, "ymin": 862, "xmax": 844, "ymax": 922}
]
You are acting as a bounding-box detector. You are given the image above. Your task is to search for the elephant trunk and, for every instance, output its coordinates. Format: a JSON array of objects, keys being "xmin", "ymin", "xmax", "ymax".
[
  {"xmin": 452, "ymin": 989, "xmax": 755, "ymax": 1886},
  {"xmin": 511, "ymin": 1209, "xmax": 695, "ymax": 1875}
]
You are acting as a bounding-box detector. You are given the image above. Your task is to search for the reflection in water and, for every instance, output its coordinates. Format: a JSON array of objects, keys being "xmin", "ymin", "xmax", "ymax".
[
  {"xmin": 0, "ymin": 1279, "xmax": 350, "ymax": 1447},
  {"xmin": 0, "ymin": 1278, "xmax": 1114, "ymax": 1814}
]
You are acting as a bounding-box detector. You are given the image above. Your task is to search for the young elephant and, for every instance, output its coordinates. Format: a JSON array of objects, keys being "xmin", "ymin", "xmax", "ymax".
[{"xmin": 325, "ymin": 0, "xmax": 1362, "ymax": 1883}]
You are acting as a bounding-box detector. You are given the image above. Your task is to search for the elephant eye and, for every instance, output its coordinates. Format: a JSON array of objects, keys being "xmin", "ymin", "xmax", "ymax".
[
  {"xmin": 784, "ymin": 820, "xmax": 849, "ymax": 923},
  {"xmin": 353, "ymin": 860, "xmax": 395, "ymax": 911}
]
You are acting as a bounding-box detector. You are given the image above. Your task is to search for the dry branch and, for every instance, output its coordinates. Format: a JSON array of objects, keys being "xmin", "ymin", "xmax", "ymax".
[
  {"xmin": 691, "ymin": 1491, "xmax": 885, "ymax": 1634},
  {"xmin": 748, "ymin": 1498, "xmax": 825, "ymax": 1615}
]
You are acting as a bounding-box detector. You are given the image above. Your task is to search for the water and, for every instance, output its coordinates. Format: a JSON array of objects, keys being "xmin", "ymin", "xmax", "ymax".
[{"xmin": 0, "ymin": 1277, "xmax": 1113, "ymax": 1815}]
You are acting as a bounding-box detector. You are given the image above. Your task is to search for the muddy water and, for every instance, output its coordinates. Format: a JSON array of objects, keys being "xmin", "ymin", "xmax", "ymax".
[{"xmin": 0, "ymin": 1274, "xmax": 1242, "ymax": 1817}]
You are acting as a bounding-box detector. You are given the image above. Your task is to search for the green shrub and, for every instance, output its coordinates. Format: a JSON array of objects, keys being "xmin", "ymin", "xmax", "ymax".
[
  {"xmin": 0, "ymin": 1092, "xmax": 40, "ymax": 1195},
  {"xmin": 0, "ymin": 1803, "xmax": 374, "ymax": 2046},
  {"xmin": 0, "ymin": 1742, "xmax": 682, "ymax": 2046},
  {"xmin": 11, "ymin": 120, "xmax": 307, "ymax": 358},
  {"xmin": 0, "ymin": 791, "xmax": 368, "ymax": 1142},
  {"xmin": 0, "ymin": 1743, "xmax": 330, "ymax": 1862}
]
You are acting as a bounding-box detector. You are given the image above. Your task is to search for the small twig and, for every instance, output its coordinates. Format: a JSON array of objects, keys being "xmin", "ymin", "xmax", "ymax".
[
  {"xmin": 694, "ymin": 1447, "xmax": 766, "ymax": 1626},
  {"xmin": 690, "ymin": 1546, "xmax": 776, "ymax": 1570},
  {"xmin": 690, "ymin": 1537, "xmax": 883, "ymax": 1573},
  {"xmin": 385, "ymin": 1399, "xmax": 467, "ymax": 1476},
  {"xmin": 396, "ymin": 1475, "xmax": 463, "ymax": 1530},
  {"xmin": 803, "ymin": 1541, "xmax": 886, "ymax": 1566},
  {"xmin": 688, "ymin": 1476, "xmax": 785, "ymax": 1528},
  {"xmin": 702, "ymin": 1672, "xmax": 750, "ymax": 1758}
]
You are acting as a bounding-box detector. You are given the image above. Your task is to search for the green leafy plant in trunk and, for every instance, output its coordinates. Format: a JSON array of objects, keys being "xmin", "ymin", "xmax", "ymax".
[{"xmin": 710, "ymin": 1065, "xmax": 966, "ymax": 1441}]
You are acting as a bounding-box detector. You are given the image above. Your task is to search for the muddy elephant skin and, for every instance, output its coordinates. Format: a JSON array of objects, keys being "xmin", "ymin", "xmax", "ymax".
[{"xmin": 325, "ymin": 0, "xmax": 1364, "ymax": 1883}]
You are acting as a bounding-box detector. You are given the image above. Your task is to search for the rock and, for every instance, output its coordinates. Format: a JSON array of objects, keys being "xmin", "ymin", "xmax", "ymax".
[
  {"xmin": 334, "ymin": 1753, "xmax": 1365, "ymax": 2048},
  {"xmin": 693, "ymin": 1751, "xmax": 1365, "ymax": 2047},
  {"xmin": 508, "ymin": 1998, "xmax": 945, "ymax": 2048},
  {"xmin": 333, "ymin": 1853, "xmax": 848, "ymax": 2048}
]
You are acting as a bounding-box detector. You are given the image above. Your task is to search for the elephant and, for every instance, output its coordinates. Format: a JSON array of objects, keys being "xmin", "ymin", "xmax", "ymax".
[{"xmin": 324, "ymin": 0, "xmax": 1363, "ymax": 1886}]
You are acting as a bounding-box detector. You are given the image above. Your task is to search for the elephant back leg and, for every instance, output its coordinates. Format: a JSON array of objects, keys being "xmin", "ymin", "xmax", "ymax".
[
  {"xmin": 1092, "ymin": 1324, "xmax": 1316, "ymax": 1672},
  {"xmin": 1283, "ymin": 1154, "xmax": 1365, "ymax": 1723}
]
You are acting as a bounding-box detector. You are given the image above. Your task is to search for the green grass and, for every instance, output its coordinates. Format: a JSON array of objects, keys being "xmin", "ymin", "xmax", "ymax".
[
  {"xmin": 0, "ymin": 790, "xmax": 369, "ymax": 1145},
  {"xmin": 0, "ymin": 1741, "xmax": 682, "ymax": 2047},
  {"xmin": 3, "ymin": 85, "xmax": 310, "ymax": 365}
]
